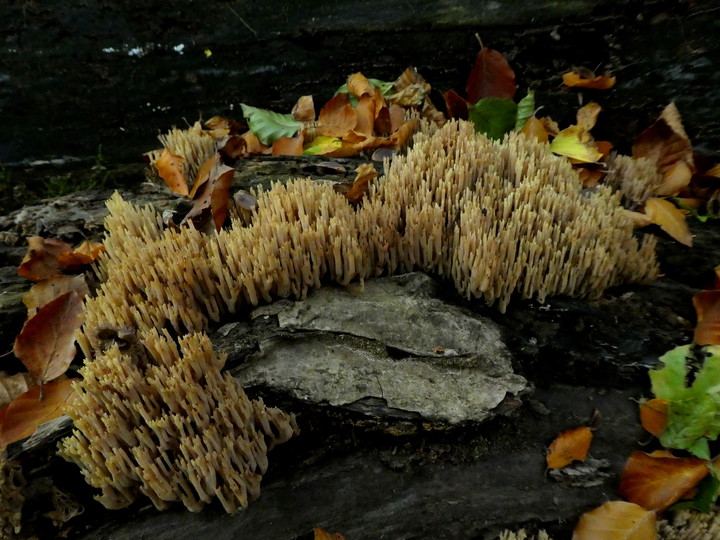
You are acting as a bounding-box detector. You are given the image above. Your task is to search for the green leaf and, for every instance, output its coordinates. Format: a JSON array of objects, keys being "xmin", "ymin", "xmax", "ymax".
[
  {"xmin": 335, "ymin": 78, "xmax": 394, "ymax": 107},
  {"xmin": 468, "ymin": 98, "xmax": 518, "ymax": 140},
  {"xmin": 514, "ymin": 90, "xmax": 535, "ymax": 131},
  {"xmin": 650, "ymin": 345, "xmax": 720, "ymax": 457},
  {"xmin": 240, "ymin": 103, "xmax": 303, "ymax": 145}
]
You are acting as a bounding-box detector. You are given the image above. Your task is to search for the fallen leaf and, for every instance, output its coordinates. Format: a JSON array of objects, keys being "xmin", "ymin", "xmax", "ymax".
[
  {"xmin": 572, "ymin": 501, "xmax": 656, "ymax": 540},
  {"xmin": 595, "ymin": 141, "xmax": 613, "ymax": 159},
  {"xmin": 643, "ymin": 197, "xmax": 692, "ymax": 246},
  {"xmin": 303, "ymin": 136, "xmax": 343, "ymax": 156},
  {"xmin": 656, "ymin": 160, "xmax": 693, "ymax": 197},
  {"xmin": 639, "ymin": 398, "xmax": 669, "ymax": 437},
  {"xmin": 389, "ymin": 67, "xmax": 431, "ymax": 107},
  {"xmin": 334, "ymin": 164, "xmax": 378, "ymax": 205},
  {"xmin": 17, "ymin": 237, "xmax": 74, "ymax": 282},
  {"xmin": 13, "ymin": 291, "xmax": 83, "ymax": 383},
  {"xmin": 619, "ymin": 451, "xmax": 709, "ymax": 511},
  {"xmin": 387, "ymin": 118, "xmax": 420, "ymax": 148},
  {"xmin": 576, "ymin": 102, "xmax": 602, "ymax": 132},
  {"xmin": 520, "ymin": 117, "xmax": 549, "ymax": 143},
  {"xmin": 550, "ymin": 125, "xmax": 603, "ymax": 163},
  {"xmin": 633, "ymin": 102, "xmax": 694, "ymax": 173},
  {"xmin": 272, "ymin": 134, "xmax": 305, "ymax": 156},
  {"xmin": 694, "ymin": 290, "xmax": 720, "ymax": 346},
  {"xmin": 181, "ymin": 161, "xmax": 235, "ymax": 231},
  {"xmin": 155, "ymin": 148, "xmax": 189, "ymax": 196},
  {"xmin": 443, "ymin": 89, "xmax": 469, "ymax": 120},
  {"xmin": 562, "ymin": 69, "xmax": 616, "ymax": 90},
  {"xmin": 314, "ymin": 527, "xmax": 347, "ymax": 540},
  {"xmin": 57, "ymin": 240, "xmax": 106, "ymax": 271},
  {"xmin": 188, "ymin": 154, "xmax": 219, "ymax": 199},
  {"xmin": 577, "ymin": 167, "xmax": 604, "ymax": 188},
  {"xmin": 624, "ymin": 209, "xmax": 653, "ymax": 228},
  {"xmin": 204, "ymin": 116, "xmax": 244, "ymax": 135},
  {"xmin": 347, "ymin": 72, "xmax": 375, "ymax": 98},
  {"xmin": 546, "ymin": 426, "xmax": 593, "ymax": 469},
  {"xmin": 291, "ymin": 95, "xmax": 316, "ymax": 123},
  {"xmin": 355, "ymin": 91, "xmax": 383, "ymax": 137},
  {"xmin": 0, "ymin": 372, "xmax": 34, "ymax": 410},
  {"xmin": 317, "ymin": 93, "xmax": 357, "ymax": 138},
  {"xmin": 468, "ymin": 97, "xmax": 518, "ymax": 140},
  {"xmin": 241, "ymin": 103, "xmax": 303, "ymax": 145},
  {"xmin": 466, "ymin": 41, "xmax": 516, "ymax": 103},
  {"xmin": 0, "ymin": 378, "xmax": 76, "ymax": 446},
  {"xmin": 23, "ymin": 274, "xmax": 89, "ymax": 318},
  {"xmin": 514, "ymin": 90, "xmax": 535, "ymax": 131}
]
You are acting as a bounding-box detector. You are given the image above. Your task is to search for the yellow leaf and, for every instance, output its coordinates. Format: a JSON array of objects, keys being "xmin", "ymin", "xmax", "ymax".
[
  {"xmin": 550, "ymin": 126, "xmax": 603, "ymax": 163},
  {"xmin": 655, "ymin": 160, "xmax": 692, "ymax": 197},
  {"xmin": 624, "ymin": 210, "xmax": 653, "ymax": 228},
  {"xmin": 520, "ymin": 117, "xmax": 549, "ymax": 143},
  {"xmin": 155, "ymin": 148, "xmax": 189, "ymax": 196},
  {"xmin": 572, "ymin": 501, "xmax": 656, "ymax": 540},
  {"xmin": 303, "ymin": 136, "xmax": 343, "ymax": 156},
  {"xmin": 643, "ymin": 197, "xmax": 692, "ymax": 246}
]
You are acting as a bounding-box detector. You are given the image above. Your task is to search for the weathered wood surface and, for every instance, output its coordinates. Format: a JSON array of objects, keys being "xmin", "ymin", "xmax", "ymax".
[{"xmin": 1, "ymin": 0, "xmax": 719, "ymax": 166}]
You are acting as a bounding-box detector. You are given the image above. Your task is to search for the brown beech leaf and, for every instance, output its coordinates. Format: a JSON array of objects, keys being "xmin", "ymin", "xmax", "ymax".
[
  {"xmin": 443, "ymin": 89, "xmax": 470, "ymax": 120},
  {"xmin": 13, "ymin": 291, "xmax": 83, "ymax": 383},
  {"xmin": 619, "ymin": 451, "xmax": 709, "ymax": 511},
  {"xmin": 546, "ymin": 426, "xmax": 593, "ymax": 469},
  {"xmin": 693, "ymin": 290, "xmax": 720, "ymax": 346},
  {"xmin": 655, "ymin": 160, "xmax": 693, "ymax": 197},
  {"xmin": 562, "ymin": 69, "xmax": 616, "ymax": 90},
  {"xmin": 155, "ymin": 148, "xmax": 189, "ymax": 196},
  {"xmin": 388, "ymin": 104, "xmax": 406, "ymax": 133},
  {"xmin": 0, "ymin": 378, "xmax": 76, "ymax": 446},
  {"xmin": 595, "ymin": 141, "xmax": 613, "ymax": 159},
  {"xmin": 347, "ymin": 72, "xmax": 374, "ymax": 98},
  {"xmin": 355, "ymin": 91, "xmax": 384, "ymax": 137},
  {"xmin": 314, "ymin": 528, "xmax": 347, "ymax": 540},
  {"xmin": 204, "ymin": 116, "xmax": 244, "ymax": 136},
  {"xmin": 639, "ymin": 398, "xmax": 669, "ymax": 437},
  {"xmin": 520, "ymin": 117, "xmax": 549, "ymax": 143},
  {"xmin": 272, "ymin": 133, "xmax": 305, "ymax": 156},
  {"xmin": 188, "ymin": 154, "xmax": 219, "ymax": 199},
  {"xmin": 389, "ymin": 67, "xmax": 431, "ymax": 107},
  {"xmin": 388, "ymin": 118, "xmax": 420, "ymax": 148},
  {"xmin": 291, "ymin": 95, "xmax": 315, "ymax": 123},
  {"xmin": 181, "ymin": 162, "xmax": 235, "ymax": 231},
  {"xmin": 624, "ymin": 209, "xmax": 653, "ymax": 228},
  {"xmin": 466, "ymin": 42, "xmax": 516, "ymax": 104},
  {"xmin": 578, "ymin": 167, "xmax": 604, "ymax": 188},
  {"xmin": 643, "ymin": 197, "xmax": 692, "ymax": 246},
  {"xmin": 0, "ymin": 372, "xmax": 35, "ymax": 410},
  {"xmin": 335, "ymin": 164, "xmax": 378, "ymax": 205},
  {"xmin": 576, "ymin": 102, "xmax": 602, "ymax": 132},
  {"xmin": 572, "ymin": 501, "xmax": 656, "ymax": 540},
  {"xmin": 23, "ymin": 274, "xmax": 89, "ymax": 318},
  {"xmin": 633, "ymin": 102, "xmax": 694, "ymax": 173},
  {"xmin": 317, "ymin": 93, "xmax": 357, "ymax": 138},
  {"xmin": 17, "ymin": 237, "xmax": 73, "ymax": 282},
  {"xmin": 57, "ymin": 240, "xmax": 106, "ymax": 271}
]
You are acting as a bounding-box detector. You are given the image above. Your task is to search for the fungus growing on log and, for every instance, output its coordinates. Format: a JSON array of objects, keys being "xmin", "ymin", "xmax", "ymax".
[
  {"xmin": 66, "ymin": 119, "xmax": 658, "ymax": 513},
  {"xmin": 59, "ymin": 330, "xmax": 298, "ymax": 513}
]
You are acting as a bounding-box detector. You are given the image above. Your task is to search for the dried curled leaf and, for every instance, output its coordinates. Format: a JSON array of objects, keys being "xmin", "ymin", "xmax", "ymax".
[
  {"xmin": 23, "ymin": 274, "xmax": 89, "ymax": 318},
  {"xmin": 57, "ymin": 240, "xmax": 106, "ymax": 271},
  {"xmin": 619, "ymin": 451, "xmax": 709, "ymax": 511},
  {"xmin": 572, "ymin": 501, "xmax": 656, "ymax": 540},
  {"xmin": 0, "ymin": 372, "xmax": 34, "ymax": 410},
  {"xmin": 0, "ymin": 378, "xmax": 75, "ymax": 446},
  {"xmin": 562, "ymin": 69, "xmax": 616, "ymax": 90},
  {"xmin": 155, "ymin": 148, "xmax": 189, "ymax": 196},
  {"xmin": 633, "ymin": 102, "xmax": 694, "ymax": 173},
  {"xmin": 334, "ymin": 164, "xmax": 378, "ymax": 205},
  {"xmin": 17, "ymin": 237, "xmax": 73, "ymax": 282},
  {"xmin": 546, "ymin": 426, "xmax": 593, "ymax": 469},
  {"xmin": 291, "ymin": 95, "xmax": 316, "ymax": 123},
  {"xmin": 643, "ymin": 197, "xmax": 692, "ymax": 246},
  {"xmin": 13, "ymin": 291, "xmax": 83, "ymax": 383}
]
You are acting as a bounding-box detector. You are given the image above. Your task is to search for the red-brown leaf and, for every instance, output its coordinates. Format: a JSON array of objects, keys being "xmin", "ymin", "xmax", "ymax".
[
  {"xmin": 633, "ymin": 102, "xmax": 694, "ymax": 174},
  {"xmin": 181, "ymin": 161, "xmax": 235, "ymax": 232},
  {"xmin": 0, "ymin": 378, "xmax": 76, "ymax": 446},
  {"xmin": 272, "ymin": 134, "xmax": 305, "ymax": 156},
  {"xmin": 17, "ymin": 237, "xmax": 73, "ymax": 282},
  {"xmin": 694, "ymin": 290, "xmax": 720, "ymax": 346},
  {"xmin": 619, "ymin": 451, "xmax": 709, "ymax": 511},
  {"xmin": 466, "ymin": 46, "xmax": 516, "ymax": 104},
  {"xmin": 22, "ymin": 274, "xmax": 89, "ymax": 318},
  {"xmin": 291, "ymin": 95, "xmax": 316, "ymax": 123},
  {"xmin": 443, "ymin": 89, "xmax": 470, "ymax": 120},
  {"xmin": 317, "ymin": 93, "xmax": 357, "ymax": 138},
  {"xmin": 13, "ymin": 291, "xmax": 83, "ymax": 383},
  {"xmin": 546, "ymin": 426, "xmax": 593, "ymax": 469},
  {"xmin": 56, "ymin": 240, "xmax": 106, "ymax": 271}
]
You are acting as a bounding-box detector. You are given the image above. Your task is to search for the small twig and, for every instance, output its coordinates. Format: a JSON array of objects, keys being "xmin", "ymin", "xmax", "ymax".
[{"xmin": 226, "ymin": 3, "xmax": 258, "ymax": 37}]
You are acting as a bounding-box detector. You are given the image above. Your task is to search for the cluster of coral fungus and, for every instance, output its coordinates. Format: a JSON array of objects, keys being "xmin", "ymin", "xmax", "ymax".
[{"xmin": 61, "ymin": 120, "xmax": 658, "ymax": 514}]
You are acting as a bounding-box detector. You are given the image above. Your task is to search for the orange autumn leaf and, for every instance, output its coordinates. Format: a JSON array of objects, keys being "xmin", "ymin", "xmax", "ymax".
[
  {"xmin": 388, "ymin": 104, "xmax": 406, "ymax": 133},
  {"xmin": 0, "ymin": 372, "xmax": 34, "ymax": 410},
  {"xmin": 693, "ymin": 290, "xmax": 720, "ymax": 346},
  {"xmin": 595, "ymin": 141, "xmax": 614, "ymax": 159},
  {"xmin": 272, "ymin": 134, "xmax": 305, "ymax": 156},
  {"xmin": 624, "ymin": 209, "xmax": 653, "ymax": 228},
  {"xmin": 317, "ymin": 93, "xmax": 357, "ymax": 138},
  {"xmin": 520, "ymin": 117, "xmax": 549, "ymax": 143},
  {"xmin": 314, "ymin": 528, "xmax": 346, "ymax": 540},
  {"xmin": 576, "ymin": 102, "xmax": 602, "ymax": 132},
  {"xmin": 56, "ymin": 240, "xmax": 106, "ymax": 271},
  {"xmin": 546, "ymin": 426, "xmax": 593, "ymax": 469},
  {"xmin": 347, "ymin": 72, "xmax": 375, "ymax": 98},
  {"xmin": 13, "ymin": 291, "xmax": 83, "ymax": 383},
  {"xmin": 466, "ymin": 41, "xmax": 516, "ymax": 104},
  {"xmin": 188, "ymin": 154, "xmax": 220, "ymax": 198},
  {"xmin": 335, "ymin": 164, "xmax": 378, "ymax": 205},
  {"xmin": 291, "ymin": 95, "xmax": 316, "ymax": 123},
  {"xmin": 643, "ymin": 197, "xmax": 692, "ymax": 246},
  {"xmin": 655, "ymin": 160, "xmax": 693, "ymax": 197},
  {"xmin": 181, "ymin": 161, "xmax": 235, "ymax": 232},
  {"xmin": 572, "ymin": 501, "xmax": 656, "ymax": 540},
  {"xmin": 633, "ymin": 102, "xmax": 694, "ymax": 173},
  {"xmin": 578, "ymin": 167, "xmax": 604, "ymax": 188},
  {"xmin": 562, "ymin": 69, "xmax": 616, "ymax": 90},
  {"xmin": 0, "ymin": 378, "xmax": 76, "ymax": 446},
  {"xmin": 618, "ymin": 451, "xmax": 709, "ymax": 511},
  {"xmin": 355, "ymin": 91, "xmax": 383, "ymax": 137},
  {"xmin": 155, "ymin": 148, "xmax": 189, "ymax": 196},
  {"xmin": 387, "ymin": 118, "xmax": 420, "ymax": 148},
  {"xmin": 17, "ymin": 236, "xmax": 73, "ymax": 282},
  {"xmin": 22, "ymin": 274, "xmax": 89, "ymax": 318},
  {"xmin": 639, "ymin": 398, "xmax": 669, "ymax": 437}
]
